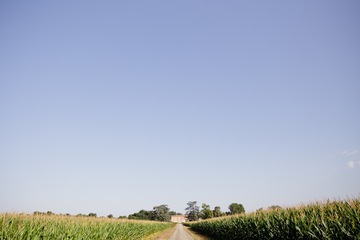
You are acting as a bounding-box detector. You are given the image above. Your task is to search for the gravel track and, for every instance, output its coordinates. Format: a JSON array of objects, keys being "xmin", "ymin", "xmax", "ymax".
[{"xmin": 168, "ymin": 224, "xmax": 194, "ymax": 240}]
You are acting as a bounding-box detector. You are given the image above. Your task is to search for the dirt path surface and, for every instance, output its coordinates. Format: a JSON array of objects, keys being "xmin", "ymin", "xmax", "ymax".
[{"xmin": 168, "ymin": 224, "xmax": 194, "ymax": 240}]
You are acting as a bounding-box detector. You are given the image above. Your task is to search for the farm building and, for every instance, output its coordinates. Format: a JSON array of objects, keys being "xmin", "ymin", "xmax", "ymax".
[{"xmin": 170, "ymin": 215, "xmax": 186, "ymax": 223}]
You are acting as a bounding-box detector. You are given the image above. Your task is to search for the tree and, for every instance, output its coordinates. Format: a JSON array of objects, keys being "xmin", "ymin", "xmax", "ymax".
[
  {"xmin": 267, "ymin": 205, "xmax": 282, "ymax": 211},
  {"xmin": 256, "ymin": 207, "xmax": 264, "ymax": 212},
  {"xmin": 229, "ymin": 203, "xmax": 245, "ymax": 215},
  {"xmin": 128, "ymin": 209, "xmax": 154, "ymax": 220},
  {"xmin": 213, "ymin": 206, "xmax": 222, "ymax": 217},
  {"xmin": 185, "ymin": 201, "xmax": 200, "ymax": 221},
  {"xmin": 107, "ymin": 214, "xmax": 113, "ymax": 218},
  {"xmin": 127, "ymin": 204, "xmax": 174, "ymax": 221},
  {"xmin": 201, "ymin": 203, "xmax": 213, "ymax": 219},
  {"xmin": 169, "ymin": 211, "xmax": 177, "ymax": 216},
  {"xmin": 88, "ymin": 213, "xmax": 97, "ymax": 217},
  {"xmin": 153, "ymin": 205, "xmax": 170, "ymax": 222}
]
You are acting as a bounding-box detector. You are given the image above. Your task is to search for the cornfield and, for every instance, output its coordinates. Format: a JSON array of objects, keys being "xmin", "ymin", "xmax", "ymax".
[
  {"xmin": 0, "ymin": 213, "xmax": 174, "ymax": 239},
  {"xmin": 187, "ymin": 198, "xmax": 360, "ymax": 239}
]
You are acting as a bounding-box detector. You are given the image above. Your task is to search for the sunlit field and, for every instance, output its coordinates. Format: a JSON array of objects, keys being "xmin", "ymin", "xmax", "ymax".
[
  {"xmin": 0, "ymin": 214, "xmax": 174, "ymax": 239},
  {"xmin": 185, "ymin": 198, "xmax": 360, "ymax": 239}
]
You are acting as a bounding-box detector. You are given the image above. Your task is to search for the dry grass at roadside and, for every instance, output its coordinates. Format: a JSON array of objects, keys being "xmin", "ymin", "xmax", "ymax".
[
  {"xmin": 183, "ymin": 225, "xmax": 211, "ymax": 240},
  {"xmin": 144, "ymin": 224, "xmax": 177, "ymax": 240}
]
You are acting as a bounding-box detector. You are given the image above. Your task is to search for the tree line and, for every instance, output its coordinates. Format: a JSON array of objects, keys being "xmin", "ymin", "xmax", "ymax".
[
  {"xmin": 128, "ymin": 201, "xmax": 245, "ymax": 222},
  {"xmin": 33, "ymin": 201, "xmax": 246, "ymax": 221},
  {"xmin": 185, "ymin": 201, "xmax": 245, "ymax": 221},
  {"xmin": 33, "ymin": 211, "xmax": 127, "ymax": 219},
  {"xmin": 128, "ymin": 204, "xmax": 180, "ymax": 221}
]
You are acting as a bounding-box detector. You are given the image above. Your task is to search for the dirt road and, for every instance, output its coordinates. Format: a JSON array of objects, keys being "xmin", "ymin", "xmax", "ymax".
[{"xmin": 168, "ymin": 224, "xmax": 194, "ymax": 240}]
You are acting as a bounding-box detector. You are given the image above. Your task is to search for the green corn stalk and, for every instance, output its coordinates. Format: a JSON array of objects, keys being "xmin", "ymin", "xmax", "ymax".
[{"xmin": 188, "ymin": 197, "xmax": 360, "ymax": 240}]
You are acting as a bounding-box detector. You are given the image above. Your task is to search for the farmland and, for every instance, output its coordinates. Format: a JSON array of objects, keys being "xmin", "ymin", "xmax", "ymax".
[
  {"xmin": 185, "ymin": 198, "xmax": 360, "ymax": 239},
  {"xmin": 0, "ymin": 213, "xmax": 174, "ymax": 239},
  {"xmin": 2, "ymin": 198, "xmax": 359, "ymax": 239}
]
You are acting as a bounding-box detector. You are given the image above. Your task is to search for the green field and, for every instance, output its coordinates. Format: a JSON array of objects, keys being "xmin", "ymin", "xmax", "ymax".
[
  {"xmin": 185, "ymin": 198, "xmax": 360, "ymax": 239},
  {"xmin": 0, "ymin": 213, "xmax": 174, "ymax": 240}
]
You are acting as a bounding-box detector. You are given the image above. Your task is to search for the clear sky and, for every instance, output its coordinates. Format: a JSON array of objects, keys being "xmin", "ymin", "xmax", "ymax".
[{"xmin": 1, "ymin": 1, "xmax": 359, "ymax": 217}]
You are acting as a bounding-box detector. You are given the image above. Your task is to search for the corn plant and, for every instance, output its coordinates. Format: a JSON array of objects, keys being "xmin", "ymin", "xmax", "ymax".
[
  {"xmin": 0, "ymin": 214, "xmax": 174, "ymax": 240},
  {"xmin": 188, "ymin": 198, "xmax": 360, "ymax": 240}
]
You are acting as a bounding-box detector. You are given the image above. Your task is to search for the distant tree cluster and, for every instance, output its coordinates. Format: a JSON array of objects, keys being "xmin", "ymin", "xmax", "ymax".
[
  {"xmin": 256, "ymin": 205, "xmax": 282, "ymax": 212},
  {"xmin": 33, "ymin": 211, "xmax": 127, "ymax": 219},
  {"xmin": 33, "ymin": 211, "xmax": 55, "ymax": 216},
  {"xmin": 267, "ymin": 205, "xmax": 282, "ymax": 211},
  {"xmin": 88, "ymin": 213, "xmax": 97, "ymax": 217},
  {"xmin": 128, "ymin": 204, "xmax": 171, "ymax": 222},
  {"xmin": 128, "ymin": 209, "xmax": 153, "ymax": 220},
  {"xmin": 185, "ymin": 201, "xmax": 246, "ymax": 221},
  {"xmin": 229, "ymin": 203, "xmax": 245, "ymax": 215}
]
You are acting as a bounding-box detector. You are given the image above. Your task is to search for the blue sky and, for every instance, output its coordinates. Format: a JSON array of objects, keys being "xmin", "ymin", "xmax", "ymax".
[{"xmin": 1, "ymin": 1, "xmax": 359, "ymax": 217}]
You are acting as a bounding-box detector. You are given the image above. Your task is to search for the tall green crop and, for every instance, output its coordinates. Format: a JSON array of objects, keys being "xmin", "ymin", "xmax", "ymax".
[
  {"xmin": 188, "ymin": 198, "xmax": 360, "ymax": 240},
  {"xmin": 0, "ymin": 214, "xmax": 174, "ymax": 240}
]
